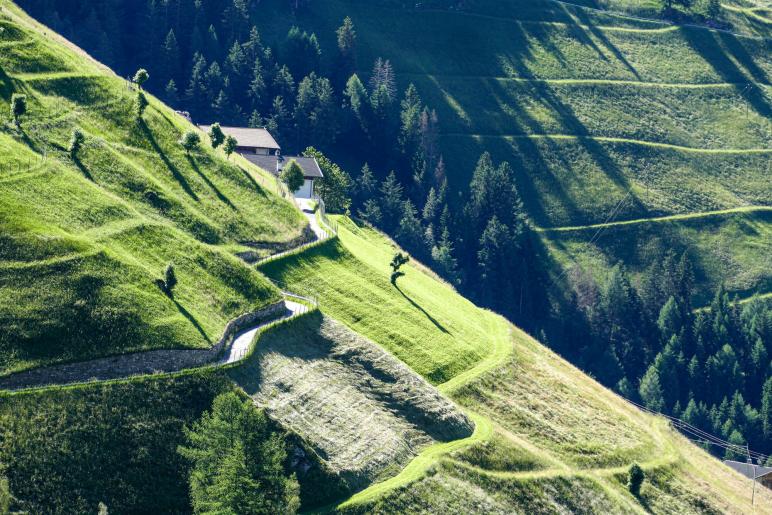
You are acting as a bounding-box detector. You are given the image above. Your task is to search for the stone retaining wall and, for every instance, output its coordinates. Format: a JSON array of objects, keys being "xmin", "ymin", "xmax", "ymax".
[{"xmin": 0, "ymin": 300, "xmax": 287, "ymax": 391}]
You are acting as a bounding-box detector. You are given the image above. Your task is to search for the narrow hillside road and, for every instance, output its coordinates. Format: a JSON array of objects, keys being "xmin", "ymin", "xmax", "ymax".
[
  {"xmin": 256, "ymin": 198, "xmax": 333, "ymax": 264},
  {"xmin": 297, "ymin": 198, "xmax": 330, "ymax": 240},
  {"xmin": 217, "ymin": 300, "xmax": 306, "ymax": 364},
  {"xmin": 0, "ymin": 298, "xmax": 308, "ymax": 392}
]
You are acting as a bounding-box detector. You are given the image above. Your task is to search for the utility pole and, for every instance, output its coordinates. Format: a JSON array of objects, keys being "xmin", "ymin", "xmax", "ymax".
[{"xmin": 746, "ymin": 444, "xmax": 756, "ymax": 509}]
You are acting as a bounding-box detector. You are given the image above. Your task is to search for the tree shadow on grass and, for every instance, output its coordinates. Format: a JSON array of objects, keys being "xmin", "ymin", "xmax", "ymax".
[
  {"xmin": 72, "ymin": 155, "xmax": 94, "ymax": 181},
  {"xmin": 138, "ymin": 120, "xmax": 199, "ymax": 201},
  {"xmin": 238, "ymin": 166, "xmax": 270, "ymax": 198},
  {"xmin": 172, "ymin": 297, "xmax": 211, "ymax": 344},
  {"xmin": 680, "ymin": 28, "xmax": 772, "ymax": 118},
  {"xmin": 570, "ymin": 5, "xmax": 642, "ymax": 80},
  {"xmin": 394, "ymin": 283, "xmax": 449, "ymax": 334},
  {"xmin": 186, "ymin": 154, "xmax": 237, "ymax": 210}
]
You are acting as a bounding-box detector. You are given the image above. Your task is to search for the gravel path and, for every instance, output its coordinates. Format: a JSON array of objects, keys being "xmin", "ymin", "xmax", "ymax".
[{"xmin": 0, "ymin": 298, "xmax": 309, "ymax": 391}]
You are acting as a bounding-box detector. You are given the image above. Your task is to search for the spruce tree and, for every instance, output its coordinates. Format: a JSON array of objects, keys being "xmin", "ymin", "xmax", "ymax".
[{"xmin": 639, "ymin": 366, "xmax": 665, "ymax": 412}]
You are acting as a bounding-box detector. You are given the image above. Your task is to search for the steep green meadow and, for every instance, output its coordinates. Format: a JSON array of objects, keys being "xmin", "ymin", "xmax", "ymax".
[
  {"xmin": 0, "ymin": 1, "xmax": 306, "ymax": 374},
  {"xmin": 260, "ymin": 217, "xmax": 507, "ymax": 384},
  {"xmin": 260, "ymin": 217, "xmax": 772, "ymax": 513},
  {"xmin": 252, "ymin": 0, "xmax": 771, "ymax": 299}
]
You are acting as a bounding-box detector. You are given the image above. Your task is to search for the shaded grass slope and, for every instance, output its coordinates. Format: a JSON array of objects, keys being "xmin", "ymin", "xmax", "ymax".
[
  {"xmin": 0, "ymin": 1, "xmax": 306, "ymax": 374},
  {"xmin": 253, "ymin": 0, "xmax": 770, "ymax": 301}
]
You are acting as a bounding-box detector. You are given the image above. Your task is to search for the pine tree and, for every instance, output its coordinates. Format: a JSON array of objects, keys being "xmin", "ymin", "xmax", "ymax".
[
  {"xmin": 283, "ymin": 27, "xmax": 321, "ymax": 79},
  {"xmin": 248, "ymin": 56, "xmax": 266, "ymax": 109},
  {"xmin": 164, "ymin": 79, "xmax": 179, "ymax": 105},
  {"xmin": 272, "ymin": 65, "xmax": 296, "ymax": 103},
  {"xmin": 161, "ymin": 29, "xmax": 180, "ymax": 85},
  {"xmin": 344, "ymin": 74, "xmax": 369, "ymax": 134},
  {"xmin": 379, "ymin": 171, "xmax": 405, "ymax": 231},
  {"xmin": 399, "ymin": 84, "xmax": 423, "ymax": 154},
  {"xmin": 352, "ymin": 163, "xmax": 376, "ymax": 207},
  {"xmin": 179, "ymin": 392, "xmax": 300, "ymax": 515},
  {"xmin": 639, "ymin": 366, "xmax": 665, "ymax": 412},
  {"xmin": 397, "ymin": 200, "xmax": 424, "ymax": 253},
  {"xmin": 762, "ymin": 377, "xmax": 772, "ymax": 440},
  {"xmin": 334, "ymin": 17, "xmax": 357, "ymax": 87}
]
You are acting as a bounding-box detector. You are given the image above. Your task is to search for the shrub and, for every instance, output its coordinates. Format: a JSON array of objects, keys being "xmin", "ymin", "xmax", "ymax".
[
  {"xmin": 134, "ymin": 91, "xmax": 148, "ymax": 120},
  {"xmin": 628, "ymin": 463, "xmax": 644, "ymax": 497},
  {"xmin": 133, "ymin": 68, "xmax": 149, "ymax": 88},
  {"xmin": 68, "ymin": 128, "xmax": 85, "ymax": 157},
  {"xmin": 10, "ymin": 93, "xmax": 26, "ymax": 127},
  {"xmin": 208, "ymin": 123, "xmax": 225, "ymax": 149},
  {"xmin": 223, "ymin": 135, "xmax": 237, "ymax": 158},
  {"xmin": 164, "ymin": 263, "xmax": 177, "ymax": 293},
  {"xmin": 179, "ymin": 130, "xmax": 200, "ymax": 154},
  {"xmin": 280, "ymin": 159, "xmax": 305, "ymax": 193}
]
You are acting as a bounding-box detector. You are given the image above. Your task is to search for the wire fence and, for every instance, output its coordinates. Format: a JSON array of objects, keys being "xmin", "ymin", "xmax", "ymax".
[{"xmin": 622, "ymin": 396, "xmax": 769, "ymax": 464}]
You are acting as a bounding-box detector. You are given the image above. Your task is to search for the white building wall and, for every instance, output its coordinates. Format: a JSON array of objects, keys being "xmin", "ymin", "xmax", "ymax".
[{"xmin": 294, "ymin": 179, "xmax": 313, "ymax": 199}]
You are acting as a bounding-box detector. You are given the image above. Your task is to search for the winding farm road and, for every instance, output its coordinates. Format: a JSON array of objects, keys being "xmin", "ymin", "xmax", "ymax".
[{"xmin": 0, "ymin": 298, "xmax": 309, "ymax": 392}]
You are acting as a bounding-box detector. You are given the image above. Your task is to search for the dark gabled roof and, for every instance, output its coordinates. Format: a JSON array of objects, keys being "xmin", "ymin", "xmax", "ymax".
[
  {"xmin": 724, "ymin": 460, "xmax": 772, "ymax": 479},
  {"xmin": 197, "ymin": 125, "xmax": 281, "ymax": 150},
  {"xmin": 243, "ymin": 154, "xmax": 323, "ymax": 179}
]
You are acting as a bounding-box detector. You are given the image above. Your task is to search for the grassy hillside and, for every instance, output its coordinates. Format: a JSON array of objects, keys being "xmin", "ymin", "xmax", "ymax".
[
  {"xmin": 262, "ymin": 219, "xmax": 771, "ymax": 513},
  {"xmin": 260, "ymin": 217, "xmax": 508, "ymax": 384},
  {"xmin": 0, "ymin": 1, "xmax": 307, "ymax": 374},
  {"xmin": 251, "ymin": 0, "xmax": 770, "ymax": 301}
]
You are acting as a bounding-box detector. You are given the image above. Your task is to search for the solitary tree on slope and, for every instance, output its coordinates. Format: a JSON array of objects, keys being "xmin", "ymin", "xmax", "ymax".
[
  {"xmin": 223, "ymin": 135, "xmax": 237, "ymax": 159},
  {"xmin": 179, "ymin": 130, "xmax": 201, "ymax": 154},
  {"xmin": 10, "ymin": 94, "xmax": 26, "ymax": 128},
  {"xmin": 208, "ymin": 122, "xmax": 225, "ymax": 149},
  {"xmin": 133, "ymin": 68, "xmax": 149, "ymax": 89}
]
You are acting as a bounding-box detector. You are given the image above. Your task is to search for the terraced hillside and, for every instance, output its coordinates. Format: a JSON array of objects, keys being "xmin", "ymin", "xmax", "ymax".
[
  {"xmin": 228, "ymin": 312, "xmax": 474, "ymax": 492},
  {"xmin": 261, "ymin": 216, "xmax": 772, "ymax": 513},
  {"xmin": 253, "ymin": 0, "xmax": 771, "ymax": 301},
  {"xmin": 0, "ymin": 0, "xmax": 307, "ymax": 375}
]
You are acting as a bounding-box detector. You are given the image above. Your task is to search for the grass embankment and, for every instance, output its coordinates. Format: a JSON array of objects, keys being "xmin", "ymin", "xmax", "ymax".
[
  {"xmin": 0, "ymin": 1, "xmax": 307, "ymax": 374},
  {"xmin": 260, "ymin": 217, "xmax": 506, "ymax": 385},
  {"xmin": 542, "ymin": 207, "xmax": 772, "ymax": 305},
  {"xmin": 262, "ymin": 217, "xmax": 769, "ymax": 513},
  {"xmin": 228, "ymin": 312, "xmax": 473, "ymax": 495}
]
